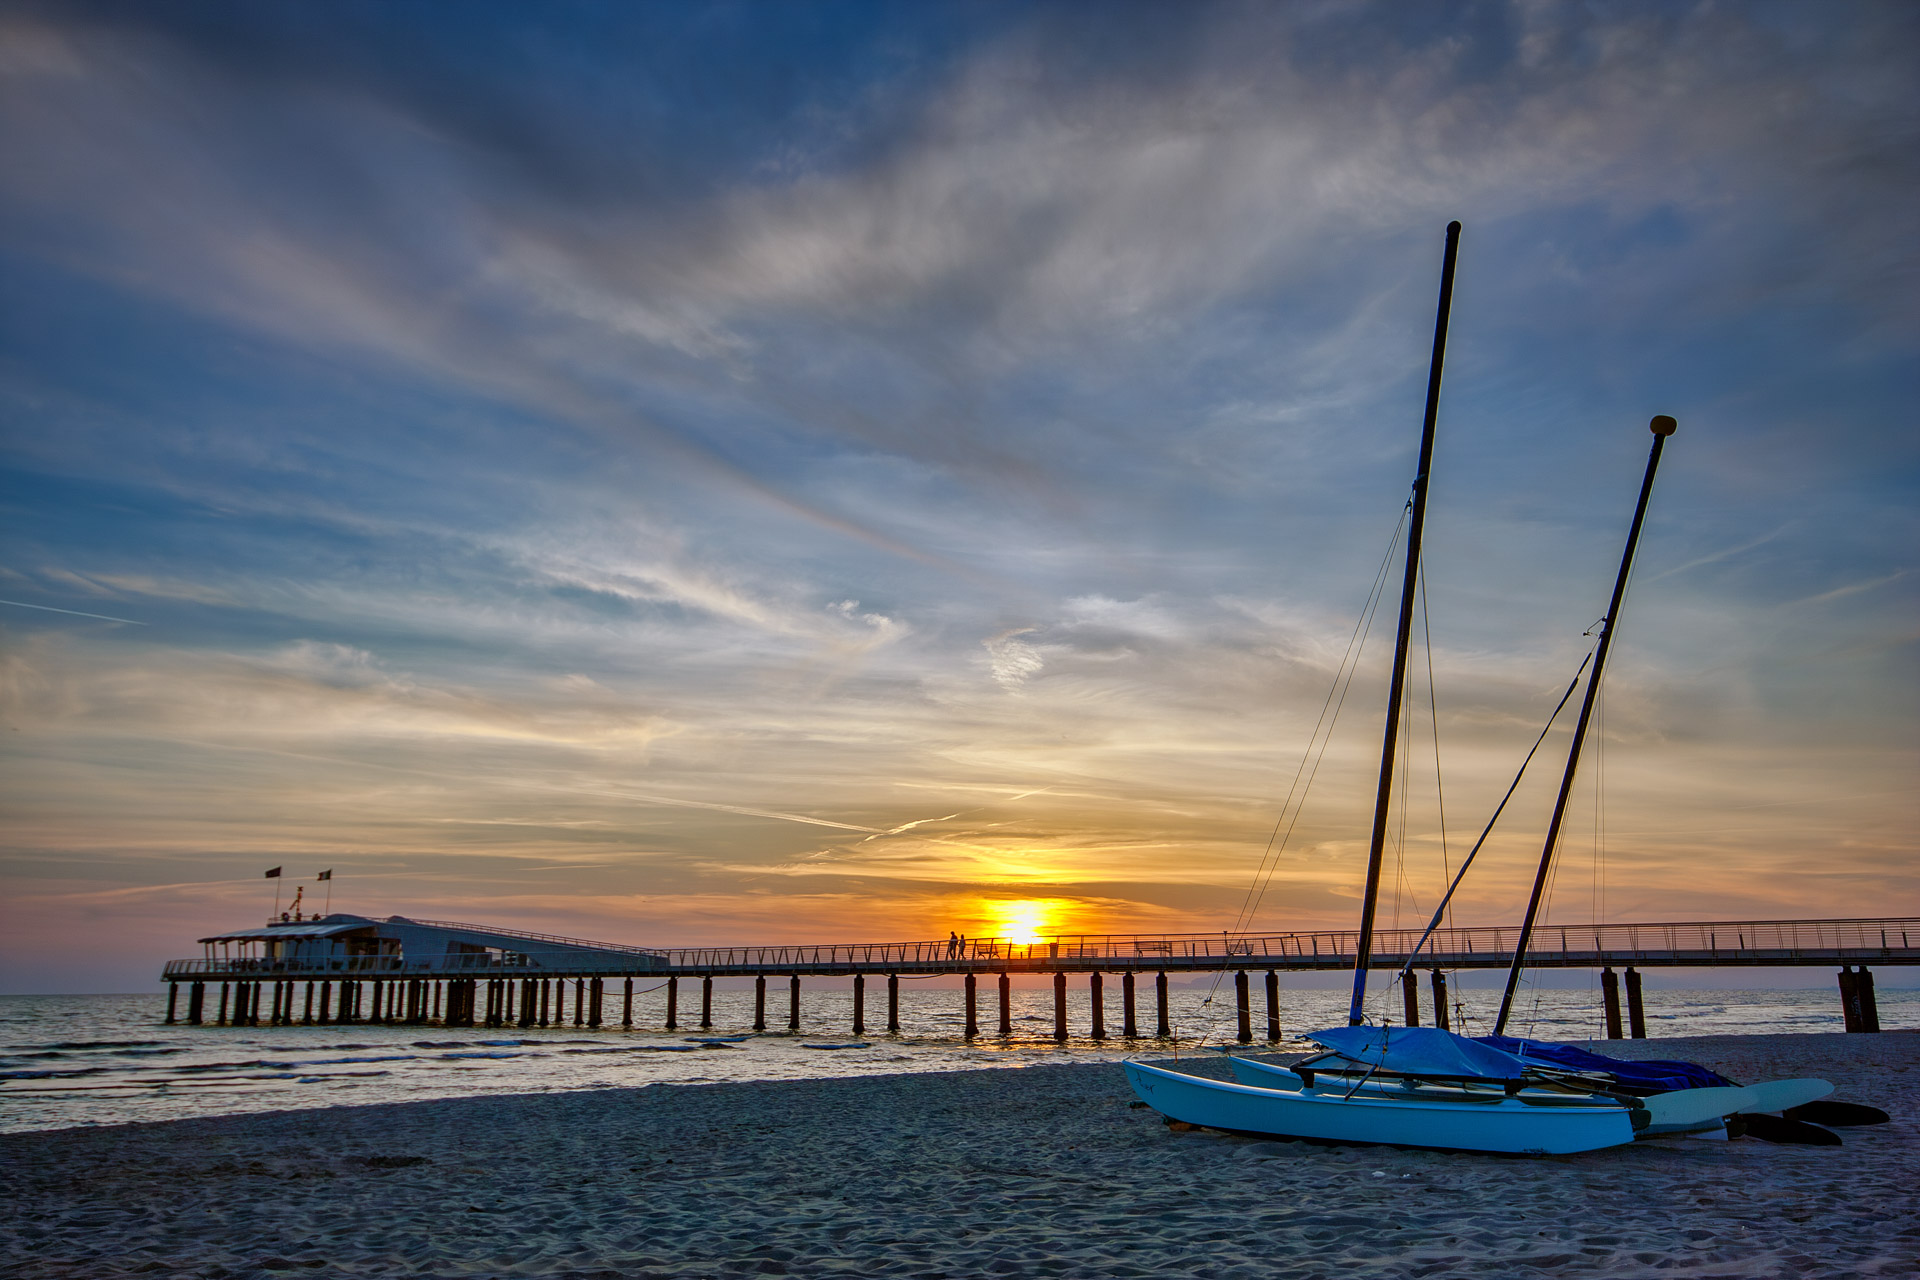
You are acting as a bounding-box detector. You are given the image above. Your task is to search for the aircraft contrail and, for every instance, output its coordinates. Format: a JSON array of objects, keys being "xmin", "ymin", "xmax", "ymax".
[{"xmin": 0, "ymin": 598, "xmax": 147, "ymax": 625}]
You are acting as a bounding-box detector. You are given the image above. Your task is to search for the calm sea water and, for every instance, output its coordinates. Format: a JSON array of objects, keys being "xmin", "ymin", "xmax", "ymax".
[{"xmin": 3, "ymin": 982, "xmax": 1911, "ymax": 1134}]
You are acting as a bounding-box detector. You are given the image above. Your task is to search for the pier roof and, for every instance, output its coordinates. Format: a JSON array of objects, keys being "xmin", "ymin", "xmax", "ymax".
[{"xmin": 198, "ymin": 915, "xmax": 376, "ymax": 944}]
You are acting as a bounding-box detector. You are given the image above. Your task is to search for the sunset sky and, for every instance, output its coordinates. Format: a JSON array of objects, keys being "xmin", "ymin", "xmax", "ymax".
[{"xmin": 2, "ymin": 2, "xmax": 1914, "ymax": 992}]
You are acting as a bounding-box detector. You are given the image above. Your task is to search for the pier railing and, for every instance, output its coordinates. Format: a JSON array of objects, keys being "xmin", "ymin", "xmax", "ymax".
[{"xmin": 654, "ymin": 916, "xmax": 1920, "ymax": 974}]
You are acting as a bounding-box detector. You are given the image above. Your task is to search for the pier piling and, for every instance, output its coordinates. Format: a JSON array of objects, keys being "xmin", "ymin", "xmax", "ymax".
[
  {"xmin": 1089, "ymin": 972, "xmax": 1105, "ymax": 1041},
  {"xmin": 754, "ymin": 975, "xmax": 767, "ymax": 1032},
  {"xmin": 1625, "ymin": 967, "xmax": 1646, "ymax": 1038},
  {"xmin": 1400, "ymin": 970, "xmax": 1420, "ymax": 1027},
  {"xmin": 1122, "ymin": 972, "xmax": 1137, "ymax": 1038},
  {"xmin": 187, "ymin": 981, "xmax": 205, "ymax": 1025},
  {"xmin": 1265, "ymin": 970, "xmax": 1280, "ymax": 1042},
  {"xmin": 889, "ymin": 973, "xmax": 901, "ymax": 1034},
  {"xmin": 1235, "ymin": 970, "xmax": 1251, "ymax": 1043},
  {"xmin": 1601, "ymin": 967, "xmax": 1623, "ymax": 1039},
  {"xmin": 574, "ymin": 978, "xmax": 586, "ymax": 1027},
  {"xmin": 1429, "ymin": 969, "xmax": 1448, "ymax": 1030},
  {"xmin": 998, "ymin": 972, "xmax": 1011, "ymax": 1037},
  {"xmin": 1053, "ymin": 972, "xmax": 1067, "ymax": 1042},
  {"xmin": 665, "ymin": 976, "xmax": 678, "ymax": 1030},
  {"xmin": 700, "ymin": 976, "xmax": 713, "ymax": 1030},
  {"xmin": 788, "ymin": 975, "xmax": 799, "ymax": 1031},
  {"xmin": 853, "ymin": 974, "xmax": 866, "ymax": 1034},
  {"xmin": 217, "ymin": 982, "xmax": 228, "ymax": 1026},
  {"xmin": 623, "ymin": 977, "xmax": 634, "ymax": 1028},
  {"xmin": 964, "ymin": 973, "xmax": 977, "ymax": 1038},
  {"xmin": 1155, "ymin": 971, "xmax": 1170, "ymax": 1038},
  {"xmin": 165, "ymin": 983, "xmax": 178, "ymax": 1024}
]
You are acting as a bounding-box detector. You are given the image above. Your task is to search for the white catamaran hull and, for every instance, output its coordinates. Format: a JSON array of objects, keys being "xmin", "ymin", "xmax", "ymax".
[{"xmin": 1125, "ymin": 1060, "xmax": 1637, "ymax": 1155}]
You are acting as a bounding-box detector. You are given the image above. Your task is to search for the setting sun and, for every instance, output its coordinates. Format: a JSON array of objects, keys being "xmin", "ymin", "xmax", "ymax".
[{"xmin": 984, "ymin": 899, "xmax": 1067, "ymax": 945}]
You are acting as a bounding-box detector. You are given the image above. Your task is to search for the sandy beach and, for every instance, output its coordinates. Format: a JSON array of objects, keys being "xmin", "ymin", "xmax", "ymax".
[{"xmin": 2, "ymin": 1033, "xmax": 1915, "ymax": 1279}]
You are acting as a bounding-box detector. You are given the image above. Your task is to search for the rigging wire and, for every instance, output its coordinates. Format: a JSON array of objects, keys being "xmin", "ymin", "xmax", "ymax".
[
  {"xmin": 1225, "ymin": 507, "xmax": 1411, "ymax": 938},
  {"xmin": 1419, "ymin": 564, "xmax": 1451, "ymax": 926},
  {"xmin": 1180, "ymin": 507, "xmax": 1410, "ymax": 1048},
  {"xmin": 1396, "ymin": 644, "xmax": 1597, "ymax": 976}
]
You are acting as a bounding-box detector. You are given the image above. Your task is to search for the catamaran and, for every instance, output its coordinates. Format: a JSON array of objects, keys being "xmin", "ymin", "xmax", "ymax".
[{"xmin": 1122, "ymin": 221, "xmax": 1748, "ymax": 1154}]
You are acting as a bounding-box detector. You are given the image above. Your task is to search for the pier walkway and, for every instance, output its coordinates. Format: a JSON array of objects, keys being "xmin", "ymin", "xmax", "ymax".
[{"xmin": 160, "ymin": 915, "xmax": 1914, "ymax": 1041}]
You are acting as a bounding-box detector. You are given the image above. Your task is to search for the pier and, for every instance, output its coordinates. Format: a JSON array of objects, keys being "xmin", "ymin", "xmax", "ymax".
[{"xmin": 159, "ymin": 914, "xmax": 1914, "ymax": 1040}]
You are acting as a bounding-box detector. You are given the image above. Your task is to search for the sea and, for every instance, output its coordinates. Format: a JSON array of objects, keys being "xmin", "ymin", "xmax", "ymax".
[{"xmin": 3, "ymin": 983, "xmax": 1911, "ymax": 1135}]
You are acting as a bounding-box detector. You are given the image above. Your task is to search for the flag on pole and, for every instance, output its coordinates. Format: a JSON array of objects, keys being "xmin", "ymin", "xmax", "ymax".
[
  {"xmin": 316, "ymin": 869, "xmax": 332, "ymax": 881},
  {"xmin": 264, "ymin": 867, "xmax": 283, "ymax": 878}
]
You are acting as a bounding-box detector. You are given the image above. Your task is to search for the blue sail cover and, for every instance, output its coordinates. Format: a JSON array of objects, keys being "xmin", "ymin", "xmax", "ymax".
[
  {"xmin": 1305, "ymin": 1026, "xmax": 1532, "ymax": 1078},
  {"xmin": 1475, "ymin": 1035, "xmax": 1735, "ymax": 1092}
]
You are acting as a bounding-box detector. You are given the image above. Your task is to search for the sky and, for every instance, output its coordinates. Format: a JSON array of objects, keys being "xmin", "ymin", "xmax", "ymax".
[{"xmin": 1, "ymin": 1, "xmax": 1914, "ymax": 992}]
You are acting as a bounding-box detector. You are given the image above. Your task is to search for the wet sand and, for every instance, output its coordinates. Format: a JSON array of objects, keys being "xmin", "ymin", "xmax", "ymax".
[{"xmin": 2, "ymin": 1033, "xmax": 1915, "ymax": 1279}]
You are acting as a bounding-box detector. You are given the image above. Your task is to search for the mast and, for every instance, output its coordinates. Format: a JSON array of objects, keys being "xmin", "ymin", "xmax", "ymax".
[
  {"xmin": 1493, "ymin": 415, "xmax": 1678, "ymax": 1035},
  {"xmin": 1347, "ymin": 221, "xmax": 1461, "ymax": 1026}
]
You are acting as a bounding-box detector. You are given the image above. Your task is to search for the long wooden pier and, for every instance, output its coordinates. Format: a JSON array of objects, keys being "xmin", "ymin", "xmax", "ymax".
[{"xmin": 159, "ymin": 914, "xmax": 1913, "ymax": 1041}]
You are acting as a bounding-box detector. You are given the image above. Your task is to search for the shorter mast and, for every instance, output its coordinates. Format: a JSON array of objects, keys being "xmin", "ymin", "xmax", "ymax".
[{"xmin": 1493, "ymin": 415, "xmax": 1678, "ymax": 1036}]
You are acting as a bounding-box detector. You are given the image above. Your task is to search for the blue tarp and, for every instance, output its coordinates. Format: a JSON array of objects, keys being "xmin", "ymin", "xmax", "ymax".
[
  {"xmin": 1475, "ymin": 1035, "xmax": 1735, "ymax": 1093},
  {"xmin": 1305, "ymin": 1026, "xmax": 1532, "ymax": 1078}
]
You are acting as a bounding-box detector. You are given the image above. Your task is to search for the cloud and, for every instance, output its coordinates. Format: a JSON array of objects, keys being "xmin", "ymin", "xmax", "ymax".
[{"xmin": 1, "ymin": 2, "xmax": 1915, "ymax": 988}]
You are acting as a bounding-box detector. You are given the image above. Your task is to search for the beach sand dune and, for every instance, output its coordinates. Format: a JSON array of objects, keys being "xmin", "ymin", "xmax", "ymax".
[{"xmin": 2, "ymin": 1033, "xmax": 1915, "ymax": 1279}]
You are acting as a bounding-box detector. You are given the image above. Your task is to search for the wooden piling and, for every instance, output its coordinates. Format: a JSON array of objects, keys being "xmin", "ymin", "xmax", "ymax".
[
  {"xmin": 574, "ymin": 978, "xmax": 586, "ymax": 1027},
  {"xmin": 315, "ymin": 980, "xmax": 329, "ymax": 1024},
  {"xmin": 1601, "ymin": 967, "xmax": 1624, "ymax": 1039},
  {"xmin": 1155, "ymin": 971, "xmax": 1170, "ymax": 1038},
  {"xmin": 1839, "ymin": 967, "xmax": 1861, "ymax": 1031},
  {"xmin": 665, "ymin": 976, "xmax": 678, "ymax": 1030},
  {"xmin": 852, "ymin": 974, "xmax": 866, "ymax": 1034},
  {"xmin": 1265, "ymin": 971, "xmax": 1280, "ymax": 1042},
  {"xmin": 701, "ymin": 975, "xmax": 714, "ymax": 1030},
  {"xmin": 1400, "ymin": 970, "xmax": 1420, "ymax": 1027},
  {"xmin": 368, "ymin": 980, "xmax": 382, "ymax": 1024},
  {"xmin": 503, "ymin": 979, "xmax": 515, "ymax": 1026},
  {"xmin": 1859, "ymin": 967, "xmax": 1881, "ymax": 1032},
  {"xmin": 754, "ymin": 975, "xmax": 767, "ymax": 1032},
  {"xmin": 187, "ymin": 981, "xmax": 205, "ymax": 1025},
  {"xmin": 1235, "ymin": 970, "xmax": 1251, "ymax": 1043},
  {"xmin": 213, "ymin": 980, "xmax": 226, "ymax": 1026},
  {"xmin": 888, "ymin": 973, "xmax": 901, "ymax": 1034},
  {"xmin": 522, "ymin": 978, "xmax": 537, "ymax": 1028},
  {"xmin": 1624, "ymin": 967, "xmax": 1646, "ymax": 1038},
  {"xmin": 998, "ymin": 972, "xmax": 1011, "ymax": 1037},
  {"xmin": 1122, "ymin": 972, "xmax": 1137, "ymax": 1038},
  {"xmin": 166, "ymin": 983, "xmax": 179, "ymax": 1024},
  {"xmin": 539, "ymin": 978, "xmax": 551, "ymax": 1027},
  {"xmin": 788, "ymin": 975, "xmax": 800, "ymax": 1031},
  {"xmin": 1429, "ymin": 969, "xmax": 1449, "ymax": 1031},
  {"xmin": 964, "ymin": 973, "xmax": 977, "ymax": 1038},
  {"xmin": 623, "ymin": 977, "xmax": 634, "ymax": 1029},
  {"xmin": 1053, "ymin": 971, "xmax": 1067, "ymax": 1042},
  {"xmin": 1089, "ymin": 972, "xmax": 1105, "ymax": 1041},
  {"xmin": 591, "ymin": 978, "xmax": 604, "ymax": 1028}
]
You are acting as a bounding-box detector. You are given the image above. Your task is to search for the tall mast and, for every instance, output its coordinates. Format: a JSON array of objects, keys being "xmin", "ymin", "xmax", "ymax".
[
  {"xmin": 1493, "ymin": 415, "xmax": 1678, "ymax": 1035},
  {"xmin": 1347, "ymin": 221, "xmax": 1461, "ymax": 1026}
]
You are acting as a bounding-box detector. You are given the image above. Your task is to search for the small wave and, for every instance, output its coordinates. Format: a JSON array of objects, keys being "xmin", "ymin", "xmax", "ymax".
[{"xmin": 3, "ymin": 1039, "xmax": 173, "ymax": 1052}]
